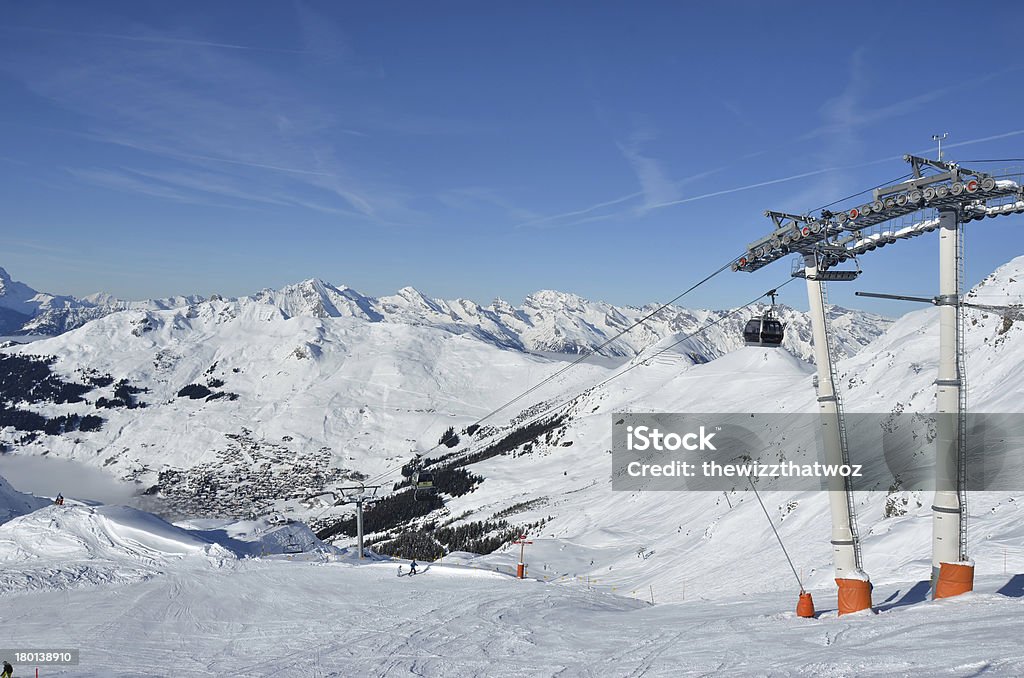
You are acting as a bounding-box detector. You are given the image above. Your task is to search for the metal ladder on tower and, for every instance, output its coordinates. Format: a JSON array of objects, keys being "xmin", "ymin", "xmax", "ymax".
[
  {"xmin": 956, "ymin": 223, "xmax": 969, "ymax": 561},
  {"xmin": 820, "ymin": 281, "xmax": 865, "ymax": 570}
]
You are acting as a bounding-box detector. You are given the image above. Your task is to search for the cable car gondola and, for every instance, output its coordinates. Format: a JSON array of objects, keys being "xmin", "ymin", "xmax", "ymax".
[
  {"xmin": 412, "ymin": 469, "xmax": 437, "ymax": 501},
  {"xmin": 743, "ymin": 289, "xmax": 785, "ymax": 348}
]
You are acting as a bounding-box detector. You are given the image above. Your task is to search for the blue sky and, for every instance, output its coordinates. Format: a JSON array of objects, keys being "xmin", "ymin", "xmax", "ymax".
[{"xmin": 3, "ymin": 1, "xmax": 1024, "ymax": 315}]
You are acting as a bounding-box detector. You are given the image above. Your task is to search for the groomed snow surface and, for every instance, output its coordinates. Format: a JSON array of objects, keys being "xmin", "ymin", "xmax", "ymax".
[
  {"xmin": 0, "ymin": 501, "xmax": 1021, "ymax": 676},
  {"xmin": 1, "ymin": 547, "xmax": 1023, "ymax": 677},
  {"xmin": 0, "ymin": 509, "xmax": 1020, "ymax": 678}
]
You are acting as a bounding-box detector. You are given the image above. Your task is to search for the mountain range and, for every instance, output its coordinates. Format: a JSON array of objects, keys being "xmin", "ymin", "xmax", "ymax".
[
  {"xmin": 0, "ymin": 267, "xmax": 203, "ymax": 336},
  {"xmin": 0, "ymin": 256, "xmax": 1022, "ymax": 612},
  {"xmin": 0, "ymin": 266, "xmax": 890, "ymax": 361}
]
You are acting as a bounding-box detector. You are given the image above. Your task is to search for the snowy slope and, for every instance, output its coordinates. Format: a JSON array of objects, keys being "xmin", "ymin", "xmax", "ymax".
[
  {"xmin": 0, "ymin": 474, "xmax": 49, "ymax": 524},
  {"xmin": 0, "ymin": 493, "xmax": 347, "ymax": 595},
  {"xmin": 174, "ymin": 516, "xmax": 340, "ymax": 557},
  {"xmin": 357, "ymin": 255, "xmax": 1024, "ymax": 605},
  {"xmin": 0, "ymin": 264, "xmax": 888, "ymax": 520},
  {"xmin": 0, "ymin": 504, "xmax": 231, "ymax": 564},
  {"xmin": 1, "ymin": 298, "xmax": 613, "ymax": 517},
  {"xmin": 0, "ymin": 503, "xmax": 233, "ymax": 593},
  {"xmin": 1, "ymin": 556, "xmax": 1022, "ymax": 676}
]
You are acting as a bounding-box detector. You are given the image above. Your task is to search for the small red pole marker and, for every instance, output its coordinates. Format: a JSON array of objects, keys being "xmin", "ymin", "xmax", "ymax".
[{"xmin": 513, "ymin": 534, "xmax": 532, "ymax": 579}]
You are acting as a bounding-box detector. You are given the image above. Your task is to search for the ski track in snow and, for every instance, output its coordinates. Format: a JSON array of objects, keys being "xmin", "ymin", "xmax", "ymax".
[{"xmin": 2, "ymin": 560, "xmax": 1023, "ymax": 677}]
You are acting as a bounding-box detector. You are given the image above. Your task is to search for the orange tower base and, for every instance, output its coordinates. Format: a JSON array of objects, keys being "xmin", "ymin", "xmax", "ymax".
[
  {"xmin": 796, "ymin": 592, "xmax": 816, "ymax": 618},
  {"xmin": 935, "ymin": 562, "xmax": 974, "ymax": 599},
  {"xmin": 836, "ymin": 578, "xmax": 872, "ymax": 615}
]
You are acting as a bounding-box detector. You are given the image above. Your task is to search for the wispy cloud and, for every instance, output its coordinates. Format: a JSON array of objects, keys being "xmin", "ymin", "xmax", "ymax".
[
  {"xmin": 68, "ymin": 163, "xmax": 380, "ymax": 221},
  {"xmin": 437, "ymin": 187, "xmax": 541, "ymax": 224},
  {"xmin": 0, "ymin": 25, "xmax": 308, "ymax": 54},
  {"xmin": 773, "ymin": 49, "xmax": 871, "ymax": 212},
  {"xmin": 617, "ymin": 123, "xmax": 680, "ymax": 210},
  {"xmin": 511, "ymin": 163, "xmax": 729, "ymax": 230},
  {"xmin": 719, "ymin": 99, "xmax": 756, "ymax": 130},
  {"xmin": 512, "ymin": 191, "xmax": 643, "ymax": 229},
  {"xmin": 0, "ymin": 13, "xmax": 436, "ymax": 224},
  {"xmin": 66, "ymin": 167, "xmax": 212, "ymax": 205},
  {"xmin": 942, "ymin": 129, "xmax": 1024, "ymax": 154},
  {"xmin": 792, "ymin": 59, "xmax": 1024, "ymax": 151}
]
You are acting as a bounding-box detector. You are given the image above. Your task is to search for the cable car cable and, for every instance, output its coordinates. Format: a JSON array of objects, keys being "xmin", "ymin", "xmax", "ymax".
[
  {"xmin": 357, "ymin": 256, "xmax": 744, "ymax": 488},
  {"xmin": 419, "ymin": 280, "xmax": 797, "ymax": 476},
  {"xmin": 748, "ymin": 475, "xmax": 805, "ymax": 592},
  {"xmin": 957, "ymin": 158, "xmax": 1024, "ymax": 163},
  {"xmin": 312, "ymin": 279, "xmax": 795, "ymax": 534},
  {"xmin": 809, "ymin": 173, "xmax": 913, "ymax": 214}
]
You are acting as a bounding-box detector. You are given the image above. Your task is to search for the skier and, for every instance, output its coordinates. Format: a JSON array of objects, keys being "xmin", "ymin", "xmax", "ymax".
[
  {"xmin": 409, "ymin": 560, "xmax": 418, "ymax": 576},
  {"xmin": 2, "ymin": 659, "xmax": 12, "ymax": 678},
  {"xmin": 54, "ymin": 493, "xmax": 64, "ymax": 506}
]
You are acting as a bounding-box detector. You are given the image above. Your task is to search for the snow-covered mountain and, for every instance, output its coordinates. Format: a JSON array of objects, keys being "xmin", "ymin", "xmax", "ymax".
[
  {"xmin": 0, "ymin": 295, "xmax": 618, "ymax": 516},
  {"xmin": 251, "ymin": 278, "xmax": 890, "ymax": 361},
  {"xmin": 0, "ymin": 262, "xmax": 887, "ymax": 517},
  {"xmin": 0, "ymin": 267, "xmax": 203, "ymax": 336},
  {"xmin": 2, "ymin": 256, "xmax": 1021, "ymax": 606},
  {"xmin": 0, "ymin": 266, "xmax": 890, "ymax": 361}
]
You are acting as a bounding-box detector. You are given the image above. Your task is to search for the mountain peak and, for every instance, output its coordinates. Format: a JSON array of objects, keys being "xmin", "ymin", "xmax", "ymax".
[
  {"xmin": 397, "ymin": 285, "xmax": 427, "ymax": 299},
  {"xmin": 301, "ymin": 277, "xmax": 332, "ymax": 289},
  {"xmin": 389, "ymin": 286, "xmax": 444, "ymax": 313},
  {"xmin": 523, "ymin": 289, "xmax": 589, "ymax": 311},
  {"xmin": 0, "ymin": 267, "xmax": 41, "ymax": 319}
]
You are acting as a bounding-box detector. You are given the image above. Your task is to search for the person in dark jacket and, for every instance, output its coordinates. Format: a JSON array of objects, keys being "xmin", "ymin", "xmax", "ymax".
[
  {"xmin": 2, "ymin": 659, "xmax": 13, "ymax": 677},
  {"xmin": 409, "ymin": 560, "xmax": 418, "ymax": 575}
]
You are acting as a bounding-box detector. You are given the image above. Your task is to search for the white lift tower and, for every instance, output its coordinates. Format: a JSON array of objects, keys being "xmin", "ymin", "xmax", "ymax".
[{"xmin": 733, "ymin": 152, "xmax": 1024, "ymax": 609}]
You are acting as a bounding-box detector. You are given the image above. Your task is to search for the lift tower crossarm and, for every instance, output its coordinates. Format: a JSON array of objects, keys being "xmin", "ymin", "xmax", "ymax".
[
  {"xmin": 876, "ymin": 156, "xmax": 992, "ymax": 199},
  {"xmin": 734, "ymin": 154, "xmax": 1019, "ymax": 274},
  {"xmin": 333, "ymin": 484, "xmax": 381, "ymax": 559},
  {"xmin": 855, "ymin": 291, "xmax": 938, "ymax": 305},
  {"xmin": 765, "ymin": 210, "xmax": 814, "ymax": 228}
]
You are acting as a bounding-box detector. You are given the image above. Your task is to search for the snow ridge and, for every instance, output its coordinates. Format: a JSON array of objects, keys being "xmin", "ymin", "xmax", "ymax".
[{"xmin": 0, "ymin": 266, "xmax": 890, "ymax": 361}]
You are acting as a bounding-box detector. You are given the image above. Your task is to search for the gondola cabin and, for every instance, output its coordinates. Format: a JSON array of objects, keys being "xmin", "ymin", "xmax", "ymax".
[
  {"xmin": 412, "ymin": 470, "xmax": 437, "ymax": 500},
  {"xmin": 742, "ymin": 314, "xmax": 785, "ymax": 347}
]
